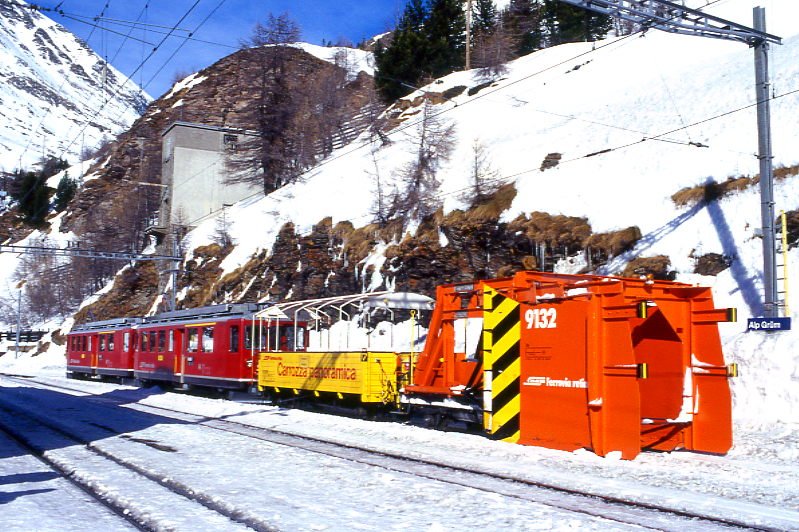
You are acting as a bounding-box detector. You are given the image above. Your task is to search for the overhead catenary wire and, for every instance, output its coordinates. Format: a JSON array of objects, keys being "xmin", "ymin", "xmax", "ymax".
[
  {"xmin": 179, "ymin": 0, "xmax": 744, "ymax": 230},
  {"xmin": 142, "ymin": 0, "xmax": 228, "ymax": 91},
  {"xmin": 55, "ymin": 11, "xmax": 238, "ymax": 51},
  {"xmin": 17, "ymin": 0, "xmax": 115, "ymax": 166},
  {"xmin": 51, "ymin": 0, "xmax": 206, "ymax": 162}
]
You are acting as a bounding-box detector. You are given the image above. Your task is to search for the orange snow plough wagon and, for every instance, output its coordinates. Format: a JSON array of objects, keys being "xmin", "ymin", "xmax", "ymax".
[{"xmin": 406, "ymin": 271, "xmax": 737, "ymax": 459}]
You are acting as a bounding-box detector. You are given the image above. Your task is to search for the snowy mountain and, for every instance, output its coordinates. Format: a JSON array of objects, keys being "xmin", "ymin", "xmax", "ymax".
[{"xmin": 0, "ymin": 0, "xmax": 148, "ymax": 172}]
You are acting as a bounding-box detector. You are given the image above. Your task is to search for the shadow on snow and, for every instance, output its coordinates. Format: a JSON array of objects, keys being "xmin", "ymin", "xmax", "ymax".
[{"xmin": 597, "ymin": 193, "xmax": 762, "ymax": 316}]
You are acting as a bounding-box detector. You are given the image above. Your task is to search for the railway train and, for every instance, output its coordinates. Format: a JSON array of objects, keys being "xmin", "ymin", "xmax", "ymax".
[{"xmin": 66, "ymin": 270, "xmax": 738, "ymax": 459}]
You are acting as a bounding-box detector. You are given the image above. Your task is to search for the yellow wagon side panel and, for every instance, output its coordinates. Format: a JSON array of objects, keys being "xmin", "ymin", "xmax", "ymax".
[{"xmin": 258, "ymin": 351, "xmax": 401, "ymax": 403}]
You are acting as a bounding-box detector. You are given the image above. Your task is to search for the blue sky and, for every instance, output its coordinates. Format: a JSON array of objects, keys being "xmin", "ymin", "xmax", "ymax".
[{"xmin": 40, "ymin": 0, "xmax": 407, "ymax": 98}]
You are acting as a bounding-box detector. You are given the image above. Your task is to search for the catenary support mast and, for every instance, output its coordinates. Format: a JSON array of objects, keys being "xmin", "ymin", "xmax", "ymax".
[
  {"xmin": 753, "ymin": 7, "xmax": 778, "ymax": 316},
  {"xmin": 559, "ymin": 0, "xmax": 782, "ymax": 316}
]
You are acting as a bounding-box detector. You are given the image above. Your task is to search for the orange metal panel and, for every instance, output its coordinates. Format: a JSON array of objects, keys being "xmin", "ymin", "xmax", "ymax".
[{"xmin": 405, "ymin": 270, "xmax": 734, "ymax": 459}]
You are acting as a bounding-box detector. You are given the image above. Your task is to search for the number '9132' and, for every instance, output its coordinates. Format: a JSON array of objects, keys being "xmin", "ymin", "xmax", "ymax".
[{"xmin": 525, "ymin": 308, "xmax": 557, "ymax": 329}]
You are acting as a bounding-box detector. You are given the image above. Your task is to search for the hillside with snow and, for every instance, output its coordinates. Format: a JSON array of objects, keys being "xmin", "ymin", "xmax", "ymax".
[{"xmin": 0, "ymin": 1, "xmax": 148, "ymax": 172}]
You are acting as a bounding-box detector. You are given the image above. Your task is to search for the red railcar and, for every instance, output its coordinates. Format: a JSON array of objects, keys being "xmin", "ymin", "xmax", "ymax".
[
  {"xmin": 133, "ymin": 304, "xmax": 307, "ymax": 390},
  {"xmin": 66, "ymin": 318, "xmax": 141, "ymax": 379}
]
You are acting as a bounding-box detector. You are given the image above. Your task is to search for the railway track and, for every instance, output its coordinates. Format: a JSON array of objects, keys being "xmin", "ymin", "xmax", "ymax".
[
  {"xmin": 4, "ymin": 374, "xmax": 790, "ymax": 530},
  {"xmin": 0, "ymin": 378, "xmax": 276, "ymax": 531}
]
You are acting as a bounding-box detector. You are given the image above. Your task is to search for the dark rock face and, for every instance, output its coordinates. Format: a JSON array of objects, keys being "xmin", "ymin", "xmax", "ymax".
[
  {"xmin": 180, "ymin": 244, "xmax": 232, "ymax": 309},
  {"xmin": 205, "ymin": 186, "xmax": 603, "ymax": 303},
  {"xmin": 694, "ymin": 253, "xmax": 732, "ymax": 276},
  {"xmin": 73, "ymin": 262, "xmax": 160, "ymax": 323},
  {"xmin": 206, "ymin": 219, "xmax": 375, "ymax": 306}
]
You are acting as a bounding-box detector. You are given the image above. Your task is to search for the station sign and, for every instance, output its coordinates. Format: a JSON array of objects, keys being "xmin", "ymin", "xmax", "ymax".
[{"xmin": 747, "ymin": 317, "xmax": 792, "ymax": 332}]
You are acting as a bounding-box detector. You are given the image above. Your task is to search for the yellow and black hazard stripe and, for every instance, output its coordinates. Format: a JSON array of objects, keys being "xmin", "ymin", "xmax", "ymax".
[{"xmin": 482, "ymin": 286, "xmax": 521, "ymax": 443}]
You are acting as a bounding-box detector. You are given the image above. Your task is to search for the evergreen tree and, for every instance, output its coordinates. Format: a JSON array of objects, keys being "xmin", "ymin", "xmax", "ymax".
[
  {"xmin": 374, "ymin": 0, "xmax": 467, "ymax": 102},
  {"xmin": 53, "ymin": 172, "xmax": 77, "ymax": 213},
  {"xmin": 400, "ymin": 0, "xmax": 427, "ymax": 31},
  {"xmin": 11, "ymin": 169, "xmax": 50, "ymax": 225},
  {"xmin": 502, "ymin": 0, "xmax": 543, "ymax": 57},
  {"xmin": 425, "ymin": 0, "xmax": 466, "ymax": 78},
  {"xmin": 374, "ymin": 0, "xmax": 431, "ymax": 102},
  {"xmin": 542, "ymin": 0, "xmax": 611, "ymax": 45},
  {"xmin": 472, "ymin": 0, "xmax": 497, "ymax": 35},
  {"xmin": 10, "ymin": 157, "xmax": 67, "ymax": 225}
]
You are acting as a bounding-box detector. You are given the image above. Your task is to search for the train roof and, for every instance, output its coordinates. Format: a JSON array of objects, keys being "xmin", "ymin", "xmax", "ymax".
[
  {"xmin": 70, "ymin": 317, "xmax": 143, "ymax": 333},
  {"xmin": 141, "ymin": 303, "xmax": 266, "ymax": 327}
]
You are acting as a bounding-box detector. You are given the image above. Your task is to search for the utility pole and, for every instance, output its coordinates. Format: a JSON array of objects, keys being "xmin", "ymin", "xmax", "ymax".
[
  {"xmin": 465, "ymin": 0, "xmax": 473, "ymax": 70},
  {"xmin": 753, "ymin": 7, "xmax": 777, "ymax": 317},
  {"xmin": 14, "ymin": 280, "xmax": 25, "ymax": 359},
  {"xmin": 171, "ymin": 231, "xmax": 179, "ymax": 312},
  {"xmin": 559, "ymin": 0, "xmax": 783, "ymax": 317}
]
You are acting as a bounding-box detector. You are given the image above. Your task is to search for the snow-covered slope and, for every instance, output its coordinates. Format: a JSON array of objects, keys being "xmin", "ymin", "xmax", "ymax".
[
  {"xmin": 178, "ymin": 1, "xmax": 799, "ymax": 427},
  {"xmin": 0, "ymin": 0, "xmax": 149, "ymax": 171}
]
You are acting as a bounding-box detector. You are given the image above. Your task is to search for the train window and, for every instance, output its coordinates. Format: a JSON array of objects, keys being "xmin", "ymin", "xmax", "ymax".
[
  {"xmin": 230, "ymin": 325, "xmax": 239, "ymax": 353},
  {"xmin": 158, "ymin": 330, "xmax": 166, "ymax": 352},
  {"xmin": 81, "ymin": 336, "xmax": 87, "ymax": 351},
  {"xmin": 99, "ymin": 335, "xmax": 106, "ymax": 352},
  {"xmin": 149, "ymin": 331, "xmax": 157, "ymax": 352},
  {"xmin": 268, "ymin": 325, "xmax": 305, "ymax": 351},
  {"xmin": 202, "ymin": 327, "xmax": 214, "ymax": 353},
  {"xmin": 107, "ymin": 334, "xmax": 115, "ymax": 351},
  {"xmin": 296, "ymin": 327, "xmax": 306, "ymax": 349},
  {"xmin": 168, "ymin": 330, "xmax": 174, "ymax": 352},
  {"xmin": 87, "ymin": 336, "xmax": 92, "ymax": 350},
  {"xmin": 187, "ymin": 328, "xmax": 198, "ymax": 352},
  {"xmin": 244, "ymin": 325, "xmax": 267, "ymax": 350},
  {"xmin": 141, "ymin": 332, "xmax": 149, "ymax": 352},
  {"xmin": 123, "ymin": 332, "xmax": 130, "ymax": 352}
]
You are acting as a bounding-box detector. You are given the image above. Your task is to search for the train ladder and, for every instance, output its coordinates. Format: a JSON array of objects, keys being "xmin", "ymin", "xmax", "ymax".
[{"xmin": 776, "ymin": 211, "xmax": 791, "ymax": 316}]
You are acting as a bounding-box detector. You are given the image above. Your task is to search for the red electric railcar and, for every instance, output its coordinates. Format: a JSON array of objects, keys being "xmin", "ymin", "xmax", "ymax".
[
  {"xmin": 133, "ymin": 304, "xmax": 307, "ymax": 390},
  {"xmin": 67, "ymin": 304, "xmax": 307, "ymax": 390},
  {"xmin": 66, "ymin": 318, "xmax": 141, "ymax": 379}
]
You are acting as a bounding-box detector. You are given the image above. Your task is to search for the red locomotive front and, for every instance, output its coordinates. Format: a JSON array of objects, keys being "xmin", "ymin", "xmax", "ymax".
[{"xmin": 67, "ymin": 318, "xmax": 140, "ymax": 379}]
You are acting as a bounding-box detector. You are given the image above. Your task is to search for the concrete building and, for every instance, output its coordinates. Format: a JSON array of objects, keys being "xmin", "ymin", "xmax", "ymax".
[{"xmin": 158, "ymin": 121, "xmax": 260, "ymax": 232}]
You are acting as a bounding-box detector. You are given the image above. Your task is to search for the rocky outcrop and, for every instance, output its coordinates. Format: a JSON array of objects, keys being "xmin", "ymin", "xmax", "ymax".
[
  {"xmin": 189, "ymin": 184, "xmax": 634, "ymax": 304},
  {"xmin": 73, "ymin": 262, "xmax": 160, "ymax": 322}
]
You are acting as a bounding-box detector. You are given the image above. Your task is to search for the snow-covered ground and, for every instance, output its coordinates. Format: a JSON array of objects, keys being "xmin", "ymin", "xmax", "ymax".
[
  {"xmin": 2, "ymin": 1, "xmax": 799, "ymax": 526},
  {"xmin": 0, "ymin": 362, "xmax": 797, "ymax": 530}
]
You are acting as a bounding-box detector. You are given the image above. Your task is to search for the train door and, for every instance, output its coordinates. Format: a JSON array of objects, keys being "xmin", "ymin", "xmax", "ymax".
[
  {"xmin": 183, "ymin": 326, "xmax": 198, "ymax": 381},
  {"xmin": 173, "ymin": 328, "xmax": 185, "ymax": 385},
  {"xmin": 227, "ymin": 322, "xmax": 246, "ymax": 379},
  {"xmin": 89, "ymin": 332, "xmax": 98, "ymax": 372}
]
